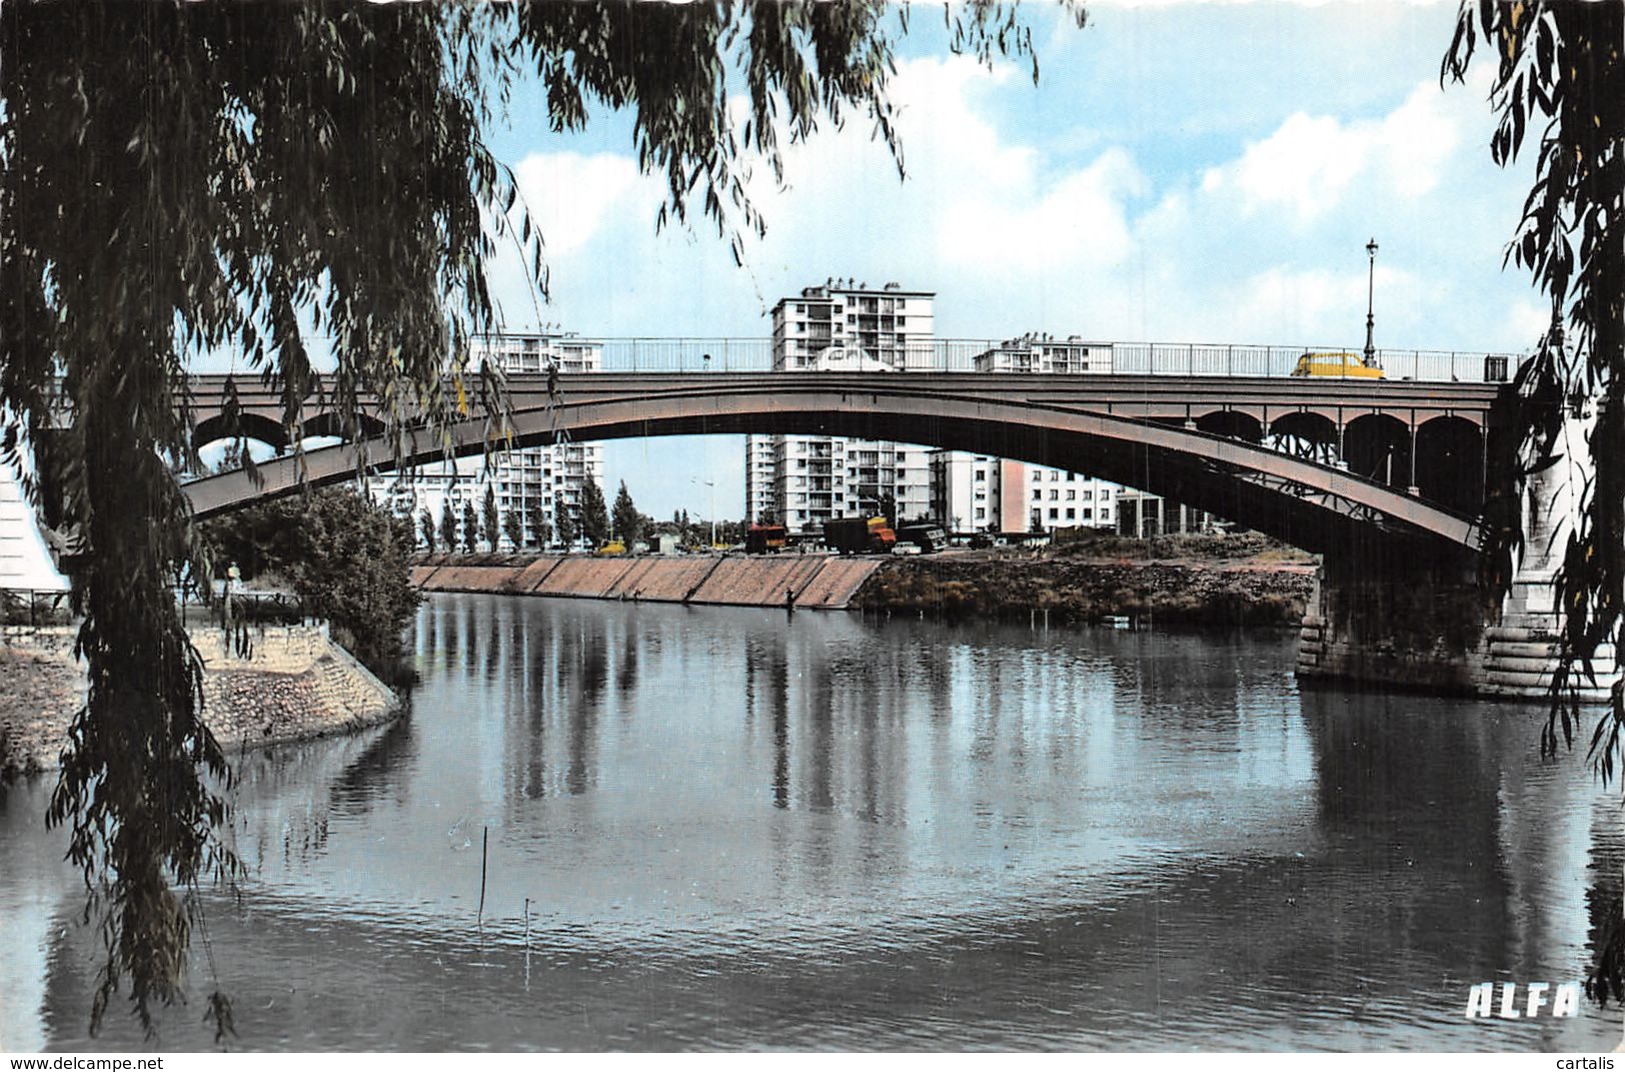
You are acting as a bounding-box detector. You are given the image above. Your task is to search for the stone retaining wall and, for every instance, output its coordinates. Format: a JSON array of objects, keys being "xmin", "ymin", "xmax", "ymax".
[
  {"xmin": 0, "ymin": 623, "xmax": 399, "ymax": 774},
  {"xmin": 1295, "ymin": 564, "xmax": 1621, "ymax": 702}
]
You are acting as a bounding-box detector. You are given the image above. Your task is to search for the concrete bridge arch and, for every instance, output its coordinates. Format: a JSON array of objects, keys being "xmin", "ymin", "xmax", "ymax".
[{"xmin": 182, "ymin": 380, "xmax": 1484, "ymax": 555}]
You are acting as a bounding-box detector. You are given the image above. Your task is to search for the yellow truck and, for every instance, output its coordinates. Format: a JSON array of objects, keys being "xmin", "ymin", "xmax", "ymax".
[{"xmin": 1290, "ymin": 351, "xmax": 1385, "ymax": 379}]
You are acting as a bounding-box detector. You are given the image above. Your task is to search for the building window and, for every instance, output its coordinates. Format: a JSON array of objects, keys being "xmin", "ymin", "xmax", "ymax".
[
  {"xmin": 1083, "ymin": 508, "xmax": 1093, "ymax": 520},
  {"xmin": 974, "ymin": 507, "xmax": 986, "ymax": 520},
  {"xmin": 1066, "ymin": 508, "xmax": 1076, "ymax": 520},
  {"xmin": 1049, "ymin": 508, "xmax": 1059, "ymax": 520},
  {"xmin": 974, "ymin": 470, "xmax": 986, "ymax": 482},
  {"xmin": 1031, "ymin": 470, "xmax": 1042, "ymax": 481},
  {"xmin": 1032, "ymin": 489, "xmax": 1042, "ymax": 501},
  {"xmin": 1049, "ymin": 489, "xmax": 1058, "ymax": 501}
]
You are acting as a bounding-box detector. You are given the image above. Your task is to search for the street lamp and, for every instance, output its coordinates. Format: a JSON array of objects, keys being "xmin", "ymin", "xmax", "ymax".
[
  {"xmin": 1363, "ymin": 237, "xmax": 1379, "ymax": 368},
  {"xmin": 692, "ymin": 477, "xmax": 716, "ymax": 547}
]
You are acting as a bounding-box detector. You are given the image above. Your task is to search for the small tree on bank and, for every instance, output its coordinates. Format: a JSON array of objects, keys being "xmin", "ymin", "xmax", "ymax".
[
  {"xmin": 440, "ymin": 499, "xmax": 459, "ymax": 555},
  {"xmin": 612, "ymin": 480, "xmax": 643, "ymax": 548},
  {"xmin": 461, "ymin": 503, "xmax": 480, "ymax": 555},
  {"xmin": 580, "ymin": 480, "xmax": 610, "ymax": 549},
  {"xmin": 481, "ymin": 486, "xmax": 500, "ymax": 552},
  {"xmin": 503, "ymin": 507, "xmax": 524, "ymax": 552},
  {"xmin": 527, "ymin": 502, "xmax": 551, "ymax": 550},
  {"xmin": 420, "ymin": 508, "xmax": 437, "ymax": 554},
  {"xmin": 556, "ymin": 508, "xmax": 578, "ymax": 551}
]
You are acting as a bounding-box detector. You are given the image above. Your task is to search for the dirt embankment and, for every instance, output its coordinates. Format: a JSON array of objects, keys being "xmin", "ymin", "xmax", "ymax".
[{"xmin": 852, "ymin": 536, "xmax": 1317, "ymax": 627}]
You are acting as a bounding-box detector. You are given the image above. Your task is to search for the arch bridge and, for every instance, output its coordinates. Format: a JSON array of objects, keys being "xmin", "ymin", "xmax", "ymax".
[
  {"xmin": 174, "ymin": 368, "xmax": 1608, "ymax": 701},
  {"xmin": 180, "ymin": 371, "xmax": 1506, "ymax": 557}
]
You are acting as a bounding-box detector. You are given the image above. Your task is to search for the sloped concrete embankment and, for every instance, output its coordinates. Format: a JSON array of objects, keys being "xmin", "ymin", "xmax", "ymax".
[
  {"xmin": 411, "ymin": 553, "xmax": 882, "ymax": 610},
  {"xmin": 0, "ymin": 623, "xmax": 400, "ymax": 775}
]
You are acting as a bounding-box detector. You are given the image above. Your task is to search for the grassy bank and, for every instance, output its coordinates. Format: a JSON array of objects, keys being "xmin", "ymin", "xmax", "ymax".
[{"xmin": 852, "ymin": 534, "xmax": 1316, "ymax": 627}]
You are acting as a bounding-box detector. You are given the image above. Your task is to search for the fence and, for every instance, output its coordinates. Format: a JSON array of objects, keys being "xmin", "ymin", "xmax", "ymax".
[
  {"xmin": 579, "ymin": 338, "xmax": 1518, "ymax": 382},
  {"xmin": 0, "ymin": 588, "xmax": 72, "ymax": 629}
]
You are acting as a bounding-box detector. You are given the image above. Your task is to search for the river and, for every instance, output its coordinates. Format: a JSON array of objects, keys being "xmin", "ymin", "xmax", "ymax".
[{"xmin": 1, "ymin": 593, "xmax": 1620, "ymax": 1051}]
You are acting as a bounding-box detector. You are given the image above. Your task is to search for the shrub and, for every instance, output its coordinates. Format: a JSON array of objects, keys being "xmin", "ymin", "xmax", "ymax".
[{"xmin": 199, "ymin": 489, "xmax": 420, "ymax": 679}]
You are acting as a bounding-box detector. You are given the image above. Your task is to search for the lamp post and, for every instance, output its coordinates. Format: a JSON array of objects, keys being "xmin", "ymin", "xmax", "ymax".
[
  {"xmin": 693, "ymin": 477, "xmax": 715, "ymax": 547},
  {"xmin": 1363, "ymin": 238, "xmax": 1379, "ymax": 368}
]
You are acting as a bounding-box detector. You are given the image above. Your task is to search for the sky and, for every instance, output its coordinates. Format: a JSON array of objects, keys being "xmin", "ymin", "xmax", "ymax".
[
  {"xmin": 463, "ymin": 0, "xmax": 1543, "ymax": 521},
  {"xmin": 212, "ymin": 1, "xmax": 1545, "ymax": 523}
]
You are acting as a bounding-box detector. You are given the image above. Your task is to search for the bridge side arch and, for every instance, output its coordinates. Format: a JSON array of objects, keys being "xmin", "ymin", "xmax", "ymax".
[{"xmin": 193, "ymin": 412, "xmax": 290, "ymax": 454}]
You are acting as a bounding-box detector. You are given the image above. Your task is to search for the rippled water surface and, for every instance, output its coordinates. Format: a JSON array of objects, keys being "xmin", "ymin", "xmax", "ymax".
[{"xmin": 2, "ymin": 594, "xmax": 1621, "ymax": 1051}]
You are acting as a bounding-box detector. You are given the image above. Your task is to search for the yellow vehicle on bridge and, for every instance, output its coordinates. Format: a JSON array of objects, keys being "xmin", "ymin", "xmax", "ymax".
[{"xmin": 1290, "ymin": 351, "xmax": 1385, "ymax": 379}]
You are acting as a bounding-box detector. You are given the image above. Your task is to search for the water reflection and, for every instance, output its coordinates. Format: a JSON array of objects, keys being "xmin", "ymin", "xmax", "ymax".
[{"xmin": 0, "ymin": 594, "xmax": 1619, "ymax": 1051}]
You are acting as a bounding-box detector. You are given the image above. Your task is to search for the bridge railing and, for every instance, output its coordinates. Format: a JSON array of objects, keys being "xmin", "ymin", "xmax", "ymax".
[{"xmin": 584, "ymin": 338, "xmax": 1518, "ymax": 382}]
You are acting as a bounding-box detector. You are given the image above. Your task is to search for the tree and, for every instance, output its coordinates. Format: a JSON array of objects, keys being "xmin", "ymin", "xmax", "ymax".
[
  {"xmin": 440, "ymin": 499, "xmax": 460, "ymax": 556},
  {"xmin": 461, "ymin": 503, "xmax": 480, "ymax": 554},
  {"xmin": 580, "ymin": 480, "xmax": 611, "ymax": 549},
  {"xmin": 420, "ymin": 508, "xmax": 437, "ymax": 555},
  {"xmin": 1443, "ymin": 1, "xmax": 1623, "ymax": 1001},
  {"xmin": 1445, "ymin": 6, "xmax": 1623, "ymax": 768},
  {"xmin": 0, "ymin": 0, "xmax": 1075, "ymax": 1038},
  {"xmin": 878, "ymin": 491, "xmax": 899, "ymax": 531},
  {"xmin": 556, "ymin": 508, "xmax": 578, "ymax": 551},
  {"xmin": 612, "ymin": 480, "xmax": 643, "ymax": 547},
  {"xmin": 503, "ymin": 506, "xmax": 524, "ymax": 552},
  {"xmin": 527, "ymin": 501, "xmax": 551, "ymax": 550},
  {"xmin": 481, "ymin": 485, "xmax": 500, "ymax": 553},
  {"xmin": 201, "ymin": 490, "xmax": 419, "ymax": 677}
]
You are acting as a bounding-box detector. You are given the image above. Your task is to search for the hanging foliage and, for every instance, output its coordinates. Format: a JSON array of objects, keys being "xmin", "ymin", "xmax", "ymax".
[
  {"xmin": 1443, "ymin": 1, "xmax": 1625, "ymax": 772},
  {"xmin": 1443, "ymin": 0, "xmax": 1625, "ymax": 1007},
  {"xmin": 0, "ymin": 0, "xmax": 1081, "ymax": 1039}
]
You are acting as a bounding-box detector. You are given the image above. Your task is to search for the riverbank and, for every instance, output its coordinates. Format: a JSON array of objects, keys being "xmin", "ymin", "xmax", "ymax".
[
  {"xmin": 0, "ymin": 623, "xmax": 401, "ymax": 776},
  {"xmin": 853, "ymin": 534, "xmax": 1317, "ymax": 627},
  {"xmin": 411, "ymin": 534, "xmax": 1316, "ymax": 627},
  {"xmin": 412, "ymin": 553, "xmax": 882, "ymax": 609}
]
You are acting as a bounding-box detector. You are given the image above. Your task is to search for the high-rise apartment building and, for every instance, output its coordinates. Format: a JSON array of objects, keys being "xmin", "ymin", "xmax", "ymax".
[
  {"xmin": 924, "ymin": 336, "xmax": 1121, "ymax": 535},
  {"xmin": 747, "ymin": 281, "xmax": 936, "ymax": 533},
  {"xmin": 380, "ymin": 331, "xmax": 605, "ymax": 550},
  {"xmin": 929, "ymin": 453, "xmax": 1119, "ymax": 535},
  {"xmin": 973, "ymin": 334, "xmax": 1113, "ymax": 374}
]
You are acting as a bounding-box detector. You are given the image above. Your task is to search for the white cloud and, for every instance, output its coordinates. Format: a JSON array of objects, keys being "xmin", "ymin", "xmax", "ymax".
[
  {"xmin": 511, "ymin": 151, "xmax": 652, "ymax": 259},
  {"xmin": 938, "ymin": 147, "xmax": 1144, "ymax": 269},
  {"xmin": 1502, "ymin": 297, "xmax": 1553, "ymax": 349},
  {"xmin": 1199, "ymin": 81, "xmax": 1461, "ymax": 223}
]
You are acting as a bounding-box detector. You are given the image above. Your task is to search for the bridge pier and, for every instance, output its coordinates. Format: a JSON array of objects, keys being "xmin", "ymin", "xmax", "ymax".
[{"xmin": 1298, "ymin": 412, "xmax": 1618, "ymax": 701}]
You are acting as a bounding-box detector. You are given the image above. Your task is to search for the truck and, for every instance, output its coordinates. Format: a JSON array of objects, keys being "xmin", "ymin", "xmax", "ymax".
[
  {"xmin": 822, "ymin": 516, "xmax": 897, "ymax": 555},
  {"xmin": 1290, "ymin": 351, "xmax": 1385, "ymax": 379},
  {"xmin": 896, "ymin": 524, "xmax": 948, "ymax": 554},
  {"xmin": 745, "ymin": 524, "xmax": 788, "ymax": 554}
]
